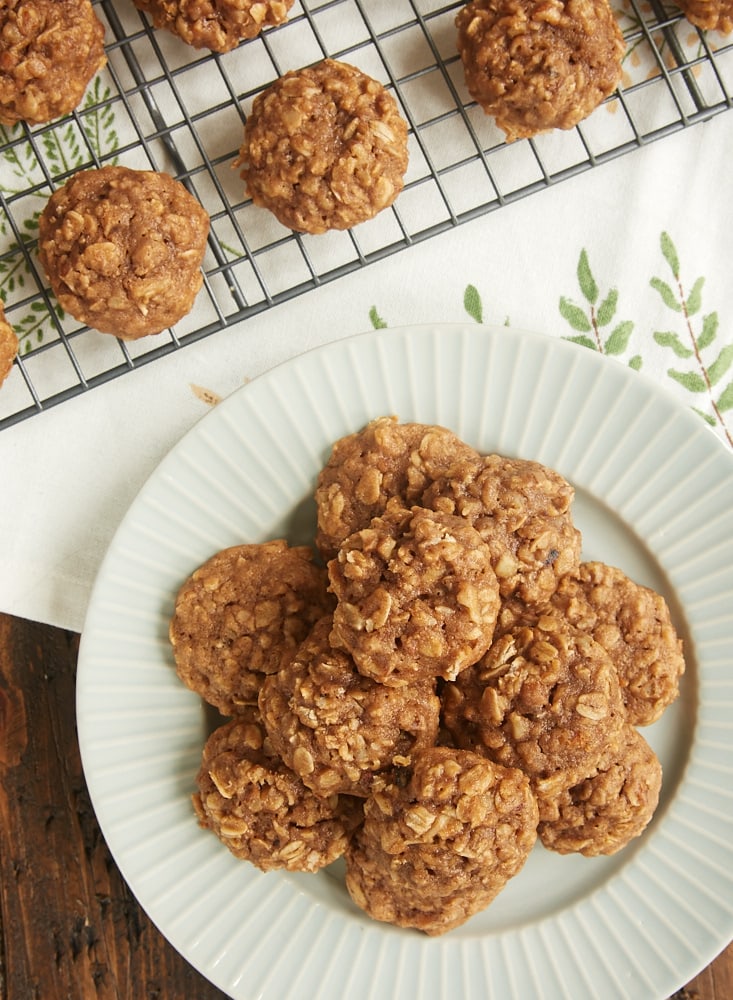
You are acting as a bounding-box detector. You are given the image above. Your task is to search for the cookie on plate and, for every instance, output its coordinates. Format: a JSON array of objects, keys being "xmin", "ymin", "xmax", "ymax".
[
  {"xmin": 238, "ymin": 59, "xmax": 409, "ymax": 234},
  {"xmin": 0, "ymin": 0, "xmax": 106, "ymax": 126},
  {"xmin": 345, "ymin": 746, "xmax": 538, "ymax": 934},
  {"xmin": 0, "ymin": 300, "xmax": 18, "ymax": 388},
  {"xmin": 170, "ymin": 540, "xmax": 334, "ymax": 715},
  {"xmin": 133, "ymin": 0, "xmax": 293, "ymax": 52},
  {"xmin": 194, "ymin": 710, "xmax": 362, "ymax": 872},
  {"xmin": 38, "ymin": 166, "xmax": 209, "ymax": 339},
  {"xmin": 455, "ymin": 0, "xmax": 625, "ymax": 141}
]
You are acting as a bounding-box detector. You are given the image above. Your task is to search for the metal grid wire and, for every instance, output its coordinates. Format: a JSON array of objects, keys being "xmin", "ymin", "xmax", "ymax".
[{"xmin": 1, "ymin": 0, "xmax": 731, "ymax": 430}]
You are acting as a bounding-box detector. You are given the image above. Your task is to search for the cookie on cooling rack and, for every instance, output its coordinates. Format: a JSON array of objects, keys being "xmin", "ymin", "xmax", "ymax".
[
  {"xmin": 133, "ymin": 0, "xmax": 294, "ymax": 52},
  {"xmin": 238, "ymin": 59, "xmax": 409, "ymax": 234},
  {"xmin": 674, "ymin": 0, "xmax": 732, "ymax": 32},
  {"xmin": 37, "ymin": 165, "xmax": 210, "ymax": 340},
  {"xmin": 455, "ymin": 0, "xmax": 625, "ymax": 142},
  {"xmin": 0, "ymin": 0, "xmax": 106, "ymax": 126},
  {"xmin": 0, "ymin": 300, "xmax": 18, "ymax": 388}
]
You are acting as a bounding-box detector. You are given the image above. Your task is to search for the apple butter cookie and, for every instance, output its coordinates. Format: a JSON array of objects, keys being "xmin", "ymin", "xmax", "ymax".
[
  {"xmin": 0, "ymin": 300, "xmax": 18, "ymax": 387},
  {"xmin": 238, "ymin": 59, "xmax": 409, "ymax": 234},
  {"xmin": 345, "ymin": 746, "xmax": 538, "ymax": 935},
  {"xmin": 194, "ymin": 710, "xmax": 362, "ymax": 872},
  {"xmin": 0, "ymin": 0, "xmax": 106, "ymax": 126},
  {"xmin": 133, "ymin": 0, "xmax": 293, "ymax": 52},
  {"xmin": 259, "ymin": 616, "xmax": 441, "ymax": 797},
  {"xmin": 328, "ymin": 504, "xmax": 500, "ymax": 686},
  {"xmin": 170, "ymin": 540, "xmax": 334, "ymax": 715},
  {"xmin": 38, "ymin": 165, "xmax": 210, "ymax": 339},
  {"xmin": 456, "ymin": 0, "xmax": 625, "ymax": 141}
]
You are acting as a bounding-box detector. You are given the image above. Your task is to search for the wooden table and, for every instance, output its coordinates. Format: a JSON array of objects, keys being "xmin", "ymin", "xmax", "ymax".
[{"xmin": 1, "ymin": 612, "xmax": 731, "ymax": 1000}]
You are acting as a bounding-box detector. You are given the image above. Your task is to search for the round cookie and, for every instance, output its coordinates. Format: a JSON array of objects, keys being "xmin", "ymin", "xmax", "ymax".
[
  {"xmin": 38, "ymin": 166, "xmax": 210, "ymax": 339},
  {"xmin": 441, "ymin": 619, "xmax": 626, "ymax": 816},
  {"xmin": 345, "ymin": 746, "xmax": 538, "ymax": 935},
  {"xmin": 0, "ymin": 0, "xmax": 106, "ymax": 126},
  {"xmin": 550, "ymin": 561, "xmax": 685, "ymax": 726},
  {"xmin": 238, "ymin": 59, "xmax": 409, "ymax": 234},
  {"xmin": 315, "ymin": 416, "xmax": 482, "ymax": 560},
  {"xmin": 170, "ymin": 540, "xmax": 334, "ymax": 715},
  {"xmin": 455, "ymin": 0, "xmax": 625, "ymax": 142},
  {"xmin": 328, "ymin": 505, "xmax": 500, "ymax": 687},
  {"xmin": 424, "ymin": 452, "xmax": 582, "ymax": 605},
  {"xmin": 194, "ymin": 710, "xmax": 362, "ymax": 872},
  {"xmin": 538, "ymin": 724, "xmax": 662, "ymax": 856},
  {"xmin": 258, "ymin": 616, "xmax": 441, "ymax": 797},
  {"xmin": 674, "ymin": 0, "xmax": 732, "ymax": 31},
  {"xmin": 0, "ymin": 300, "xmax": 18, "ymax": 387},
  {"xmin": 133, "ymin": 0, "xmax": 293, "ymax": 52}
]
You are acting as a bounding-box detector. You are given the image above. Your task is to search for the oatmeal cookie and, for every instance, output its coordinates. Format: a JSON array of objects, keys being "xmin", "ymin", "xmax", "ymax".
[
  {"xmin": 441, "ymin": 618, "xmax": 626, "ymax": 816},
  {"xmin": 456, "ymin": 0, "xmax": 625, "ymax": 141},
  {"xmin": 315, "ymin": 416, "xmax": 482, "ymax": 560},
  {"xmin": 345, "ymin": 746, "xmax": 538, "ymax": 934},
  {"xmin": 238, "ymin": 59, "xmax": 409, "ymax": 234},
  {"xmin": 538, "ymin": 724, "xmax": 662, "ymax": 856},
  {"xmin": 259, "ymin": 616, "xmax": 440, "ymax": 798},
  {"xmin": 424, "ymin": 452, "xmax": 581, "ymax": 604},
  {"xmin": 133, "ymin": 0, "xmax": 293, "ymax": 52},
  {"xmin": 194, "ymin": 711, "xmax": 362, "ymax": 872},
  {"xmin": 550, "ymin": 562, "xmax": 685, "ymax": 726},
  {"xmin": 674, "ymin": 0, "xmax": 732, "ymax": 31},
  {"xmin": 0, "ymin": 0, "xmax": 106, "ymax": 126},
  {"xmin": 0, "ymin": 299, "xmax": 18, "ymax": 387},
  {"xmin": 329, "ymin": 505, "xmax": 500, "ymax": 686},
  {"xmin": 38, "ymin": 166, "xmax": 210, "ymax": 339},
  {"xmin": 170, "ymin": 540, "xmax": 334, "ymax": 715}
]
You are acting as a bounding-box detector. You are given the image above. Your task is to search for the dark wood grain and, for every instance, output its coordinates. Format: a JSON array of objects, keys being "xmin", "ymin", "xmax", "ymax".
[{"xmin": 0, "ymin": 611, "xmax": 730, "ymax": 1000}]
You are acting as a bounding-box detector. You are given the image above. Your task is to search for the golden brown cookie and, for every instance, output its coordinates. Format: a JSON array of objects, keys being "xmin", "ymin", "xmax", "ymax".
[
  {"xmin": 456, "ymin": 0, "xmax": 625, "ymax": 141},
  {"xmin": 238, "ymin": 59, "xmax": 409, "ymax": 234},
  {"xmin": 315, "ymin": 416, "xmax": 482, "ymax": 560},
  {"xmin": 0, "ymin": 299, "xmax": 18, "ymax": 387},
  {"xmin": 424, "ymin": 452, "xmax": 582, "ymax": 605},
  {"xmin": 538, "ymin": 724, "xmax": 662, "ymax": 856},
  {"xmin": 194, "ymin": 711, "xmax": 362, "ymax": 872},
  {"xmin": 38, "ymin": 166, "xmax": 210, "ymax": 339},
  {"xmin": 328, "ymin": 504, "xmax": 500, "ymax": 686},
  {"xmin": 441, "ymin": 619, "xmax": 626, "ymax": 816},
  {"xmin": 170, "ymin": 540, "xmax": 334, "ymax": 715},
  {"xmin": 550, "ymin": 562, "xmax": 685, "ymax": 726},
  {"xmin": 0, "ymin": 0, "xmax": 106, "ymax": 126},
  {"xmin": 674, "ymin": 0, "xmax": 732, "ymax": 31},
  {"xmin": 259, "ymin": 616, "xmax": 441, "ymax": 797},
  {"xmin": 345, "ymin": 746, "xmax": 538, "ymax": 935},
  {"xmin": 133, "ymin": 0, "xmax": 293, "ymax": 52}
]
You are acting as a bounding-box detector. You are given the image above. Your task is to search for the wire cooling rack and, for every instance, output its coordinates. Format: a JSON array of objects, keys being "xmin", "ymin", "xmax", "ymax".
[{"xmin": 0, "ymin": 0, "xmax": 731, "ymax": 430}]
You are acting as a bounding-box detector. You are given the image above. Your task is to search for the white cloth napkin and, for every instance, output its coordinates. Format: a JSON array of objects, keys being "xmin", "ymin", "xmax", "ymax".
[{"xmin": 1, "ymin": 47, "xmax": 732, "ymax": 631}]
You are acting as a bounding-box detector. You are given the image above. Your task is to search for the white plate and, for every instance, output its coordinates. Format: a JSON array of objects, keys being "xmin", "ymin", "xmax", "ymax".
[{"xmin": 77, "ymin": 323, "xmax": 733, "ymax": 1000}]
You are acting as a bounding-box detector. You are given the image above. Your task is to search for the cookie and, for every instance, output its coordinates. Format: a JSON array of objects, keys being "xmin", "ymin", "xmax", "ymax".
[
  {"xmin": 424, "ymin": 452, "xmax": 582, "ymax": 605},
  {"xmin": 315, "ymin": 416, "xmax": 481, "ymax": 560},
  {"xmin": 441, "ymin": 619, "xmax": 626, "ymax": 815},
  {"xmin": 38, "ymin": 166, "xmax": 209, "ymax": 339},
  {"xmin": 0, "ymin": 0, "xmax": 106, "ymax": 126},
  {"xmin": 194, "ymin": 710, "xmax": 362, "ymax": 872},
  {"xmin": 238, "ymin": 59, "xmax": 409, "ymax": 234},
  {"xmin": 133, "ymin": 0, "xmax": 293, "ymax": 52},
  {"xmin": 456, "ymin": 0, "xmax": 625, "ymax": 141},
  {"xmin": 0, "ymin": 299, "xmax": 18, "ymax": 387},
  {"xmin": 170, "ymin": 540, "xmax": 334, "ymax": 715},
  {"xmin": 550, "ymin": 562, "xmax": 685, "ymax": 726},
  {"xmin": 345, "ymin": 746, "xmax": 538, "ymax": 935},
  {"xmin": 538, "ymin": 724, "xmax": 662, "ymax": 856},
  {"xmin": 674, "ymin": 0, "xmax": 732, "ymax": 31},
  {"xmin": 328, "ymin": 504, "xmax": 500, "ymax": 686},
  {"xmin": 258, "ymin": 616, "xmax": 441, "ymax": 797}
]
